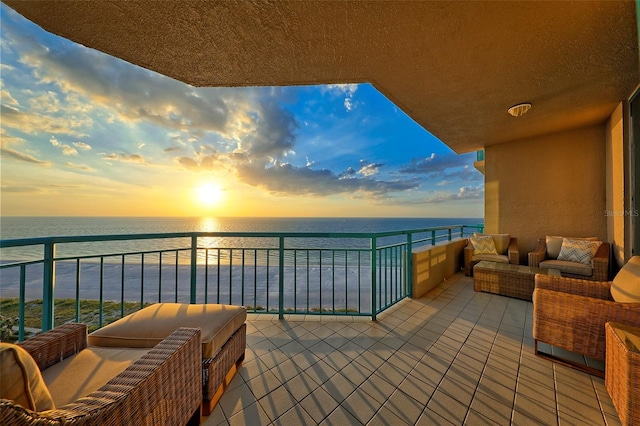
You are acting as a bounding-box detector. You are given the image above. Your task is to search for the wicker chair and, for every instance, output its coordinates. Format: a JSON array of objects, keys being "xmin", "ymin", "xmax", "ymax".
[
  {"xmin": 1, "ymin": 323, "xmax": 202, "ymax": 425},
  {"xmin": 528, "ymin": 237, "xmax": 610, "ymax": 281},
  {"xmin": 533, "ymin": 258, "xmax": 640, "ymax": 377},
  {"xmin": 464, "ymin": 234, "xmax": 519, "ymax": 276}
]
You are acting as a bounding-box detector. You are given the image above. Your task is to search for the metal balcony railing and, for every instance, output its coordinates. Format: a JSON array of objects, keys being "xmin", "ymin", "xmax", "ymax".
[{"xmin": 0, "ymin": 224, "xmax": 483, "ymax": 340}]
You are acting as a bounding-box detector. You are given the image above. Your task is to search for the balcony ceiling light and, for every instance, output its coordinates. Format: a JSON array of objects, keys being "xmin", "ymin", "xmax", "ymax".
[{"xmin": 507, "ymin": 103, "xmax": 532, "ymax": 117}]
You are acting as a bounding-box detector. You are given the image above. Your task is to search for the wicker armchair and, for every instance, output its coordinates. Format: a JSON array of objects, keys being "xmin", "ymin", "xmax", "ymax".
[
  {"xmin": 464, "ymin": 234, "xmax": 519, "ymax": 276},
  {"xmin": 1, "ymin": 323, "xmax": 202, "ymax": 425},
  {"xmin": 528, "ymin": 237, "xmax": 610, "ymax": 281},
  {"xmin": 533, "ymin": 262, "xmax": 640, "ymax": 376}
]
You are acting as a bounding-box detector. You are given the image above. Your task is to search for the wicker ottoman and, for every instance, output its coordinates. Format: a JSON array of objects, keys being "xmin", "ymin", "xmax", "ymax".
[
  {"xmin": 473, "ymin": 261, "xmax": 561, "ymax": 301},
  {"xmin": 605, "ymin": 322, "xmax": 640, "ymax": 426},
  {"xmin": 88, "ymin": 303, "xmax": 247, "ymax": 416}
]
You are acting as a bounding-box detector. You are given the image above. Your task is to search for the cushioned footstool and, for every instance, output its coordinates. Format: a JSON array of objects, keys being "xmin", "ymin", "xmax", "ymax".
[{"xmin": 88, "ymin": 303, "xmax": 246, "ymax": 416}]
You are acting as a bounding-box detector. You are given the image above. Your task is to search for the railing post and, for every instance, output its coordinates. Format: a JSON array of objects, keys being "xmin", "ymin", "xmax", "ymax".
[
  {"xmin": 42, "ymin": 241, "xmax": 55, "ymax": 332},
  {"xmin": 448, "ymin": 228, "xmax": 452, "ymax": 241},
  {"xmin": 278, "ymin": 236, "xmax": 285, "ymax": 320},
  {"xmin": 406, "ymin": 233, "xmax": 413, "ymax": 298},
  {"xmin": 431, "ymin": 230, "xmax": 436, "ymax": 245},
  {"xmin": 190, "ymin": 235, "xmax": 197, "ymax": 304},
  {"xmin": 370, "ymin": 237, "xmax": 377, "ymax": 321},
  {"xmin": 19, "ymin": 265, "xmax": 25, "ymax": 341}
]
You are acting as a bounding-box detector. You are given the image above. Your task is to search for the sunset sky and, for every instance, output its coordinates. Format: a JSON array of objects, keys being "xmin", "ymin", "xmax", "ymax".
[{"xmin": 0, "ymin": 5, "xmax": 484, "ymax": 218}]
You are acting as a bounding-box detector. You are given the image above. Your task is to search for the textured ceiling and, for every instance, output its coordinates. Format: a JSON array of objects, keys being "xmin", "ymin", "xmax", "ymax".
[{"xmin": 4, "ymin": 0, "xmax": 639, "ymax": 153}]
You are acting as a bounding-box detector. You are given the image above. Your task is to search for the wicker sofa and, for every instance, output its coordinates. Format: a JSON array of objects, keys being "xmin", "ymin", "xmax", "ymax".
[
  {"xmin": 533, "ymin": 256, "xmax": 640, "ymax": 376},
  {"xmin": 0, "ymin": 323, "xmax": 202, "ymax": 425},
  {"xmin": 463, "ymin": 233, "xmax": 519, "ymax": 276},
  {"xmin": 528, "ymin": 236, "xmax": 610, "ymax": 281}
]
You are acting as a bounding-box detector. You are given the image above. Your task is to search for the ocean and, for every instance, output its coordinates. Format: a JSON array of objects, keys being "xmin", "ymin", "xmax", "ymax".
[
  {"xmin": 0, "ymin": 216, "xmax": 483, "ymax": 261},
  {"xmin": 0, "ymin": 217, "xmax": 482, "ymax": 309},
  {"xmin": 1, "ymin": 216, "xmax": 483, "ymax": 240}
]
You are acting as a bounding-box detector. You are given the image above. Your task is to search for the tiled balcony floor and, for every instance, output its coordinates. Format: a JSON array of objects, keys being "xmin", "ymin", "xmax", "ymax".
[{"xmin": 203, "ymin": 273, "xmax": 621, "ymax": 425}]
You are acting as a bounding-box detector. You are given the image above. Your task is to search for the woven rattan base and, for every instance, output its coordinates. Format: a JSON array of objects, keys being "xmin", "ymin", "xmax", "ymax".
[
  {"xmin": 202, "ymin": 323, "xmax": 246, "ymax": 416},
  {"xmin": 474, "ymin": 261, "xmax": 560, "ymax": 301},
  {"xmin": 606, "ymin": 322, "xmax": 640, "ymax": 425}
]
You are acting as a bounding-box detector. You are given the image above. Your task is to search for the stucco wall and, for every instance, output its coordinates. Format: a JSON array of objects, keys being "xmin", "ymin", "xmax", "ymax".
[
  {"xmin": 484, "ymin": 125, "xmax": 607, "ymax": 262},
  {"xmin": 605, "ymin": 103, "xmax": 626, "ymax": 269},
  {"xmin": 411, "ymin": 239, "xmax": 466, "ymax": 298}
]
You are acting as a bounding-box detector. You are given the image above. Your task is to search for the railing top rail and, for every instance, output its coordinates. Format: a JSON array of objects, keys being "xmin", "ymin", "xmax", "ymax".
[{"xmin": 0, "ymin": 224, "xmax": 482, "ymax": 249}]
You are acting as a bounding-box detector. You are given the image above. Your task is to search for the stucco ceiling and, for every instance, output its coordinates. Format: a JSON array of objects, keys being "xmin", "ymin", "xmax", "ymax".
[{"xmin": 4, "ymin": 0, "xmax": 639, "ymax": 153}]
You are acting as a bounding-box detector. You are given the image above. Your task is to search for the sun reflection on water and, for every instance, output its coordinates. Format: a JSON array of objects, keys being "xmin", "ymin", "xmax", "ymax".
[
  {"xmin": 198, "ymin": 217, "xmax": 220, "ymax": 233},
  {"xmin": 198, "ymin": 217, "xmax": 222, "ymax": 251}
]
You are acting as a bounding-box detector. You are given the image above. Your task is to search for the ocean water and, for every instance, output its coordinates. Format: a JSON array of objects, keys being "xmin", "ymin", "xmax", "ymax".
[
  {"xmin": 0, "ymin": 216, "xmax": 482, "ymax": 308},
  {"xmin": 1, "ymin": 216, "xmax": 483, "ymax": 240},
  {"xmin": 0, "ymin": 216, "xmax": 483, "ymax": 261}
]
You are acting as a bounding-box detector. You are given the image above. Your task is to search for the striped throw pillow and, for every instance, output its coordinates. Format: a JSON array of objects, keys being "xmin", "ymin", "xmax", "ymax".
[
  {"xmin": 470, "ymin": 236, "xmax": 498, "ymax": 255},
  {"xmin": 557, "ymin": 238, "xmax": 602, "ymax": 265}
]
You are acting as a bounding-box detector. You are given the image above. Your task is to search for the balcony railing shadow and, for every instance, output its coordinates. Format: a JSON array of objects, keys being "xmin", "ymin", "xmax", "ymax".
[{"xmin": 201, "ymin": 273, "xmax": 618, "ymax": 425}]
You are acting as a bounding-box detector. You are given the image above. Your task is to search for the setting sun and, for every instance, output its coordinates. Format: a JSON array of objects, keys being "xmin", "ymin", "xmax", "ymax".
[{"xmin": 195, "ymin": 183, "xmax": 224, "ymax": 207}]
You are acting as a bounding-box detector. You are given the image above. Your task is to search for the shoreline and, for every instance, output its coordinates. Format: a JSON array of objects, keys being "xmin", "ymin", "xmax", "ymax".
[{"xmin": 0, "ymin": 261, "xmax": 383, "ymax": 313}]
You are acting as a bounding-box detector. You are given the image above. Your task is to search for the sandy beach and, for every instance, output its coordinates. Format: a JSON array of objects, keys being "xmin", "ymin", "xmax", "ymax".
[{"xmin": 0, "ymin": 260, "xmax": 399, "ymax": 314}]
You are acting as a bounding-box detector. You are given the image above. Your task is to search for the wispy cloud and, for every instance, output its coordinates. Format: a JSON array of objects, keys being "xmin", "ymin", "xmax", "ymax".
[
  {"xmin": 323, "ymin": 84, "xmax": 358, "ymax": 111},
  {"xmin": 0, "ymin": 80, "xmax": 19, "ymax": 106},
  {"xmin": 65, "ymin": 162, "xmax": 94, "ymax": 171},
  {"xmin": 1, "ymin": 104, "xmax": 88, "ymax": 137},
  {"xmin": 73, "ymin": 141, "xmax": 92, "ymax": 150},
  {"xmin": 0, "ymin": 185, "xmax": 45, "ymax": 193},
  {"xmin": 426, "ymin": 184, "xmax": 485, "ymax": 203},
  {"xmin": 50, "ymin": 136, "xmax": 78, "ymax": 155},
  {"xmin": 1, "ymin": 144, "xmax": 50, "ymax": 166},
  {"xmin": 0, "ymin": 129, "xmax": 50, "ymax": 166},
  {"xmin": 102, "ymin": 153, "xmax": 146, "ymax": 163},
  {"xmin": 399, "ymin": 152, "xmax": 482, "ymax": 187},
  {"xmin": 400, "ymin": 152, "xmax": 475, "ymax": 174},
  {"xmin": 235, "ymin": 161, "xmax": 420, "ymax": 199},
  {"xmin": 357, "ymin": 160, "xmax": 383, "ymax": 177},
  {"xmin": 436, "ymin": 165, "xmax": 481, "ymax": 185}
]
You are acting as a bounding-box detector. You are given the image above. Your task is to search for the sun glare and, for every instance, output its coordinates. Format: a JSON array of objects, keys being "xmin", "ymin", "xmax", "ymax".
[{"xmin": 195, "ymin": 183, "xmax": 224, "ymax": 207}]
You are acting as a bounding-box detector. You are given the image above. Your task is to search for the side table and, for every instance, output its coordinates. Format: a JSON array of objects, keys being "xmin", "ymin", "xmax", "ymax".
[{"xmin": 605, "ymin": 322, "xmax": 640, "ymax": 426}]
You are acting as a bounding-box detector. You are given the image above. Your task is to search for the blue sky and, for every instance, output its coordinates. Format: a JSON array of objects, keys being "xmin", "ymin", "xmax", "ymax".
[{"xmin": 0, "ymin": 4, "xmax": 483, "ymax": 218}]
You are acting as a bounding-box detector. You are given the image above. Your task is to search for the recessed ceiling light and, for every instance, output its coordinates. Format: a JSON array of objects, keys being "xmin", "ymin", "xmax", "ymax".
[{"xmin": 507, "ymin": 103, "xmax": 532, "ymax": 117}]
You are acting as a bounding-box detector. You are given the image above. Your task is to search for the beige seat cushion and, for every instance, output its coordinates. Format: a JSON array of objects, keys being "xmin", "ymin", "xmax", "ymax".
[
  {"xmin": 610, "ymin": 256, "xmax": 640, "ymax": 303},
  {"xmin": 88, "ymin": 303, "xmax": 247, "ymax": 358},
  {"xmin": 540, "ymin": 259, "xmax": 592, "ymax": 276},
  {"xmin": 42, "ymin": 346, "xmax": 149, "ymax": 408},
  {"xmin": 472, "ymin": 254, "xmax": 509, "ymax": 264},
  {"xmin": 0, "ymin": 343, "xmax": 55, "ymax": 412}
]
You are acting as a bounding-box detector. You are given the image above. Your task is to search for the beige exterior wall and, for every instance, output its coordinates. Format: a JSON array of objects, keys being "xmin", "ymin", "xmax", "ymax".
[
  {"xmin": 605, "ymin": 103, "xmax": 626, "ymax": 269},
  {"xmin": 484, "ymin": 125, "xmax": 607, "ymax": 262},
  {"xmin": 411, "ymin": 239, "xmax": 466, "ymax": 298}
]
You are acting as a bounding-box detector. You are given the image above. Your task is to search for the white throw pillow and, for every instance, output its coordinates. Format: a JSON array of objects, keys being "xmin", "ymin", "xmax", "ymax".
[
  {"xmin": 469, "ymin": 235, "xmax": 498, "ymax": 255},
  {"xmin": 557, "ymin": 238, "xmax": 602, "ymax": 265}
]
